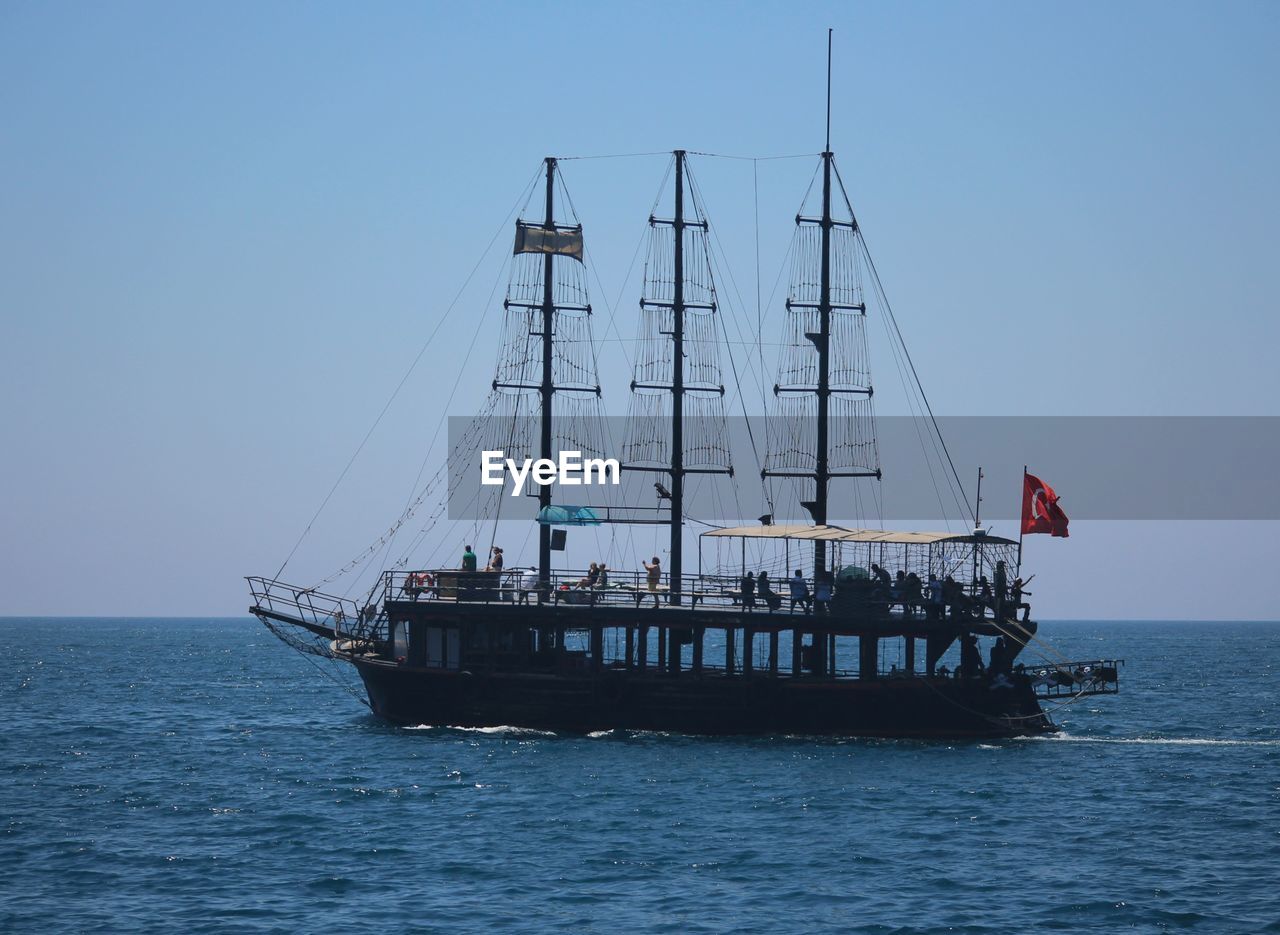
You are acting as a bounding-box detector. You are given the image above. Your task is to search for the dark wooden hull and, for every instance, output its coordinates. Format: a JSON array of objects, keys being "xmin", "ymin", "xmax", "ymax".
[{"xmin": 350, "ymin": 657, "xmax": 1055, "ymax": 739}]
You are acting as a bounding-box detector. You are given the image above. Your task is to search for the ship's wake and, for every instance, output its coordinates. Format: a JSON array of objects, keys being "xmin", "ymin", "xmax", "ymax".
[
  {"xmin": 1017, "ymin": 734, "xmax": 1280, "ymax": 747},
  {"xmin": 400, "ymin": 724, "xmax": 559, "ymax": 738}
]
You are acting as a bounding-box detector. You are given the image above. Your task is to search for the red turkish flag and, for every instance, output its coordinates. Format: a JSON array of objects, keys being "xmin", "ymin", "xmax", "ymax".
[{"xmin": 1022, "ymin": 472, "xmax": 1070, "ymax": 538}]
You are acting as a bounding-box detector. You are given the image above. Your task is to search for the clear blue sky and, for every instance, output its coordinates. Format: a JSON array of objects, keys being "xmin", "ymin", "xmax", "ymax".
[{"xmin": 2, "ymin": 1, "xmax": 1277, "ymax": 618}]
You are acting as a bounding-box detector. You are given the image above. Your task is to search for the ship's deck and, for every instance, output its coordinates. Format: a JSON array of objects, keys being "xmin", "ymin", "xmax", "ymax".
[{"xmin": 248, "ymin": 574, "xmax": 1122, "ymax": 702}]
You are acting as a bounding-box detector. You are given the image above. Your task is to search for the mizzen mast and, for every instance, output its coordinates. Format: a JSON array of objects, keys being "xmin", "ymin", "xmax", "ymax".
[
  {"xmin": 763, "ymin": 30, "xmax": 880, "ymax": 669},
  {"xmin": 669, "ymin": 151, "xmax": 688, "ymax": 605}
]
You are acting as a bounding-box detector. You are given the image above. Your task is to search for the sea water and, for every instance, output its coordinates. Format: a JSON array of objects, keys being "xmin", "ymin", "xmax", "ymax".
[{"xmin": 2, "ymin": 618, "xmax": 1277, "ymax": 933}]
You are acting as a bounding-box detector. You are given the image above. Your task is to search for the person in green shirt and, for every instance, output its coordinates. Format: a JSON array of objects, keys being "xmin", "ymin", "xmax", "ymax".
[{"xmin": 461, "ymin": 545, "xmax": 478, "ymax": 572}]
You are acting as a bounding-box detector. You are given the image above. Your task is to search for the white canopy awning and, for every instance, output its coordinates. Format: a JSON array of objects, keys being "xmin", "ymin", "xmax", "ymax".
[{"xmin": 699, "ymin": 524, "xmax": 1016, "ymax": 546}]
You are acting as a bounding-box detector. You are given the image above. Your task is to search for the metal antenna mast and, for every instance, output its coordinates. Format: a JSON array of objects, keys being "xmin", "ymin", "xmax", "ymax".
[{"xmin": 826, "ymin": 27, "xmax": 832, "ymax": 153}]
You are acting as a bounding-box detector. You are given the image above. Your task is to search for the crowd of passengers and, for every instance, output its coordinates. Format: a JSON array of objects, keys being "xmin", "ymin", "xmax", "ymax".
[
  {"xmin": 400, "ymin": 545, "xmax": 1032, "ymax": 624},
  {"xmin": 738, "ymin": 560, "xmax": 1031, "ymax": 624}
]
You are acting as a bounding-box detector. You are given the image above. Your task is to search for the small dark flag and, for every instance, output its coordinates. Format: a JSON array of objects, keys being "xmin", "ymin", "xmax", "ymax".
[{"xmin": 1021, "ymin": 472, "xmax": 1069, "ymax": 538}]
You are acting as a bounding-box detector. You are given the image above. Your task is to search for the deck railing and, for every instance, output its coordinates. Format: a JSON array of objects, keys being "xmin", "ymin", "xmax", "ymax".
[
  {"xmin": 380, "ymin": 567, "xmax": 1027, "ymax": 623},
  {"xmin": 1024, "ymin": 659, "xmax": 1123, "ymax": 698}
]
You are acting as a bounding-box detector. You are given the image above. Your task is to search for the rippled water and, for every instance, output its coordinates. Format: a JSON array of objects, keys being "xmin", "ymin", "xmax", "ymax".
[{"xmin": 3, "ymin": 618, "xmax": 1278, "ymax": 933}]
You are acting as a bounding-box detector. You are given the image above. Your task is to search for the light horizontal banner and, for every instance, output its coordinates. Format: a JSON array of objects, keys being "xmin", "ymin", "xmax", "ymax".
[{"xmin": 445, "ymin": 416, "xmax": 1280, "ymax": 522}]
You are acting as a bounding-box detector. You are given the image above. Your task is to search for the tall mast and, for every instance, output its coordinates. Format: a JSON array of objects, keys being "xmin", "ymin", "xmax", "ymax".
[
  {"xmin": 670, "ymin": 150, "xmax": 686, "ymax": 606},
  {"xmin": 814, "ymin": 35, "xmax": 834, "ymax": 582},
  {"xmin": 625, "ymin": 151, "xmax": 731, "ymax": 608},
  {"xmin": 763, "ymin": 30, "xmax": 879, "ymax": 568},
  {"xmin": 538, "ymin": 157, "xmax": 556, "ymax": 591},
  {"xmin": 760, "ymin": 31, "xmax": 883, "ymax": 675}
]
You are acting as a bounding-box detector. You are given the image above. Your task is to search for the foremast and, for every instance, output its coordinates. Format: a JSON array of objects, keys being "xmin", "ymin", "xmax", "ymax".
[
  {"xmin": 537, "ymin": 159, "xmax": 557, "ymax": 593},
  {"xmin": 492, "ymin": 156, "xmax": 600, "ymax": 600}
]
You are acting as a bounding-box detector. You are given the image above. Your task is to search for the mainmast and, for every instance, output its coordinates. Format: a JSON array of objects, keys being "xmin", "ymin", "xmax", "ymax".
[{"xmin": 625, "ymin": 150, "xmax": 732, "ymax": 606}]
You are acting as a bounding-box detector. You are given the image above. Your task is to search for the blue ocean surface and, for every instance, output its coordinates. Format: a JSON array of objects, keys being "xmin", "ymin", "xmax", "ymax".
[{"xmin": 2, "ymin": 618, "xmax": 1277, "ymax": 933}]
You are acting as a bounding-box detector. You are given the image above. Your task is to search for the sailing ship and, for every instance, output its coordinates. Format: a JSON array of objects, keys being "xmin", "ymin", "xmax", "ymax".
[{"xmin": 248, "ymin": 51, "xmax": 1120, "ymax": 739}]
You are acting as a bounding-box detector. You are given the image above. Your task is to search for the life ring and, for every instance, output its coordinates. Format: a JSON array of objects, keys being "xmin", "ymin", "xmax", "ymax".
[{"xmin": 403, "ymin": 572, "xmax": 435, "ymax": 596}]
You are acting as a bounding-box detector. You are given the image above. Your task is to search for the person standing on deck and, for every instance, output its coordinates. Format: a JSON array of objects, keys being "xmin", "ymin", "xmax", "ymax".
[
  {"xmin": 643, "ymin": 557, "xmax": 662, "ymax": 608},
  {"xmin": 518, "ymin": 567, "xmax": 539, "ymax": 604},
  {"xmin": 577, "ymin": 562, "xmax": 600, "ymax": 589},
  {"xmin": 944, "ymin": 575, "xmax": 968, "ymax": 620},
  {"xmin": 993, "ymin": 560, "xmax": 1008, "ymax": 615},
  {"xmin": 458, "ymin": 544, "xmax": 479, "ymax": 599},
  {"xmin": 989, "ymin": 636, "xmax": 1010, "ymax": 676},
  {"xmin": 757, "ymin": 571, "xmax": 779, "ymax": 612},
  {"xmin": 740, "ymin": 571, "xmax": 756, "ymax": 612},
  {"xmin": 904, "ymin": 571, "xmax": 923, "ymax": 619},
  {"xmin": 926, "ymin": 573, "xmax": 943, "ymax": 622},
  {"xmin": 978, "ymin": 575, "xmax": 994, "ymax": 611},
  {"xmin": 789, "ymin": 570, "xmax": 811, "ymax": 614},
  {"xmin": 959, "ymin": 633, "xmax": 984, "ymax": 678},
  {"xmin": 1011, "ymin": 576, "xmax": 1033, "ymax": 622},
  {"xmin": 813, "ymin": 573, "xmax": 833, "ymax": 615}
]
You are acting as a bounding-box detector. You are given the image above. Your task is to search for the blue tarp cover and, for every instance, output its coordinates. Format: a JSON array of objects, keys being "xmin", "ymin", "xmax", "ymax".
[{"xmin": 537, "ymin": 505, "xmax": 602, "ymax": 526}]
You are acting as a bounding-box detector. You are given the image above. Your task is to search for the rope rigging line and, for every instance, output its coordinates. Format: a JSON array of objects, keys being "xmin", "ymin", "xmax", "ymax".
[
  {"xmin": 337, "ymin": 245, "xmax": 517, "ymax": 605},
  {"xmin": 832, "ymin": 160, "xmax": 973, "ymax": 525},
  {"xmin": 872, "ymin": 275, "xmax": 954, "ymax": 529},
  {"xmin": 753, "ymin": 159, "xmax": 766, "ymax": 420},
  {"xmin": 916, "ymin": 671, "xmax": 1098, "ymax": 726},
  {"xmin": 622, "ymin": 153, "xmax": 737, "ymax": 478},
  {"xmin": 369, "ymin": 164, "xmax": 592, "ymax": 575},
  {"xmin": 680, "ymin": 162, "xmax": 775, "ymax": 522},
  {"xmin": 705, "ymin": 230, "xmax": 768, "ymax": 512},
  {"xmin": 686, "ymin": 166, "xmax": 770, "ymax": 400},
  {"xmin": 688, "ymin": 150, "xmax": 822, "ymax": 162},
  {"xmin": 385, "ymin": 408, "xmax": 497, "ymax": 569},
  {"xmin": 554, "ymin": 151, "xmax": 671, "ymax": 161},
  {"xmin": 551, "ymin": 150, "xmax": 820, "ymax": 163},
  {"xmin": 391, "ymin": 252, "xmax": 517, "ymax": 587},
  {"xmin": 259, "ymin": 616, "xmax": 371, "ymax": 709},
  {"xmin": 272, "ymin": 164, "xmax": 543, "ymax": 583}
]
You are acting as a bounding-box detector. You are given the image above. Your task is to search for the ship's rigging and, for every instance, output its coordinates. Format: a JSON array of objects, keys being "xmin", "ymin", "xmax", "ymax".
[
  {"xmin": 272, "ymin": 41, "xmax": 976, "ymax": 607},
  {"xmin": 245, "ymin": 32, "xmax": 1122, "ymax": 740},
  {"xmin": 623, "ymin": 150, "xmax": 734, "ymax": 606},
  {"xmin": 278, "ymin": 143, "xmax": 978, "ymax": 601}
]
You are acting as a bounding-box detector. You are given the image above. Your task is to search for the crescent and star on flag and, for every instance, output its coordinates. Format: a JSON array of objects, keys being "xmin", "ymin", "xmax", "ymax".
[{"xmin": 1021, "ymin": 470, "xmax": 1070, "ymax": 538}]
